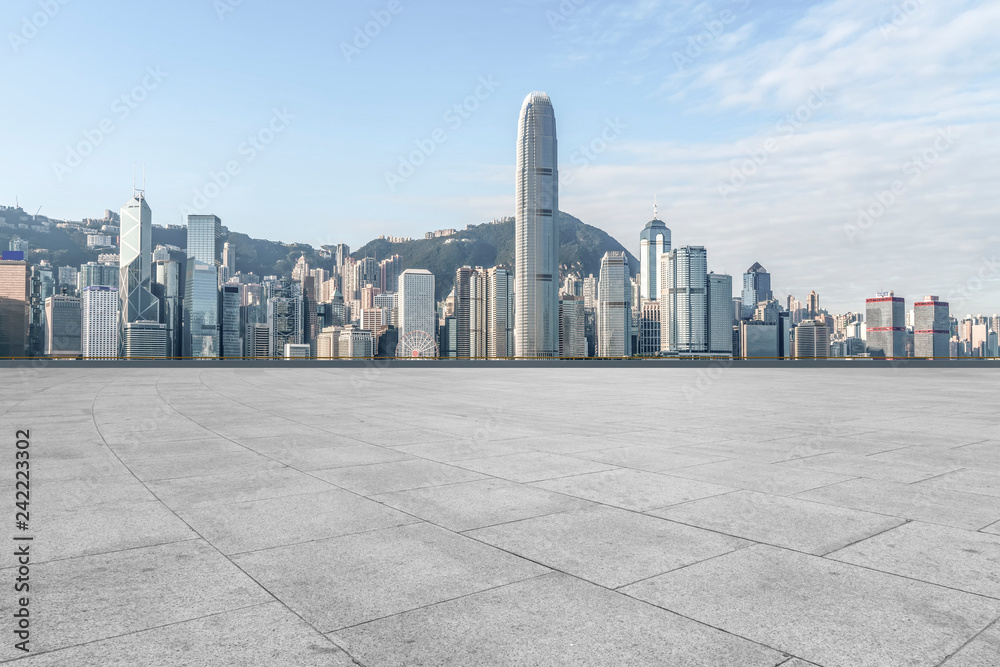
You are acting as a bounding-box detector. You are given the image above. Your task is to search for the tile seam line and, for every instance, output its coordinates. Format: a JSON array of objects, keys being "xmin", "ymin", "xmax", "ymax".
[
  {"xmin": 92, "ymin": 377, "xmax": 369, "ymax": 667},
  {"xmin": 931, "ymin": 615, "xmax": 1000, "ymax": 667},
  {"xmin": 0, "ymin": 600, "xmax": 277, "ymax": 664}
]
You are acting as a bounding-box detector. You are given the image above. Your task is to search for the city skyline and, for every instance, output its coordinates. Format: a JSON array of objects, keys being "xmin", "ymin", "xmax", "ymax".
[{"xmin": 2, "ymin": 1, "xmax": 997, "ymax": 314}]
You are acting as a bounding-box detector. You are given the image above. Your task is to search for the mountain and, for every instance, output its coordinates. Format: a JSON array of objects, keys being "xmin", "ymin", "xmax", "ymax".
[{"xmin": 352, "ymin": 211, "xmax": 638, "ymax": 299}]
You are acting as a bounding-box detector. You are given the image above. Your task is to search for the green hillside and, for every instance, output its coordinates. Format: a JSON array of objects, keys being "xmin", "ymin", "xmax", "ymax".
[{"xmin": 353, "ymin": 211, "xmax": 638, "ymax": 299}]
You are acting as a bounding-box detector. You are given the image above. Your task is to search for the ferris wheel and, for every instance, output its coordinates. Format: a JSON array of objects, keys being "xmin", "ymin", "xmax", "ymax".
[{"xmin": 396, "ymin": 330, "xmax": 439, "ymax": 358}]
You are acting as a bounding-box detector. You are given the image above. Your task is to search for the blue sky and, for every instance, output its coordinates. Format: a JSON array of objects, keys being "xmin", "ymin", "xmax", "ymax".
[{"xmin": 2, "ymin": 0, "xmax": 999, "ymax": 313}]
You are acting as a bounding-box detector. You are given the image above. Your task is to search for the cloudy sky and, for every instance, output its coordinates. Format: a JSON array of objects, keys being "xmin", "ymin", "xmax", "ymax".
[{"xmin": 3, "ymin": 0, "xmax": 998, "ymax": 313}]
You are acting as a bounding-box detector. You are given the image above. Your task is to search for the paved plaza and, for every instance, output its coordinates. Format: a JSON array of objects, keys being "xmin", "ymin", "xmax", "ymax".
[{"xmin": 1, "ymin": 365, "xmax": 999, "ymax": 666}]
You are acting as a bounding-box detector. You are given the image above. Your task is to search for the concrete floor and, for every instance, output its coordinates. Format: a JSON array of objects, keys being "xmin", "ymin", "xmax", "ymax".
[{"xmin": 1, "ymin": 365, "xmax": 999, "ymax": 666}]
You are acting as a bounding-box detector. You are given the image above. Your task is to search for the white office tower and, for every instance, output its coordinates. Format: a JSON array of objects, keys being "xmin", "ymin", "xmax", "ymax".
[
  {"xmin": 660, "ymin": 246, "xmax": 708, "ymax": 354},
  {"xmin": 639, "ymin": 206, "xmax": 671, "ymax": 300},
  {"xmin": 486, "ymin": 266, "xmax": 514, "ymax": 358},
  {"xmin": 82, "ymin": 286, "xmax": 119, "ymax": 358},
  {"xmin": 398, "ymin": 269, "xmax": 437, "ymax": 357},
  {"xmin": 123, "ymin": 321, "xmax": 167, "ymax": 358},
  {"xmin": 514, "ymin": 92, "xmax": 559, "ymax": 357},
  {"xmin": 707, "ymin": 272, "xmax": 734, "ymax": 356},
  {"xmin": 119, "ymin": 189, "xmax": 160, "ymax": 355},
  {"xmin": 221, "ymin": 241, "xmax": 235, "ymax": 283},
  {"xmin": 597, "ymin": 251, "xmax": 631, "ymax": 357}
]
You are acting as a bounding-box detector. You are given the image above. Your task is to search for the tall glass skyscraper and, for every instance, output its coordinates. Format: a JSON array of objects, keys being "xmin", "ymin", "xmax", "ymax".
[
  {"xmin": 119, "ymin": 191, "xmax": 160, "ymax": 356},
  {"xmin": 185, "ymin": 214, "xmax": 222, "ymax": 357},
  {"xmin": 515, "ymin": 91, "xmax": 559, "ymax": 358},
  {"xmin": 639, "ymin": 209, "xmax": 671, "ymax": 301},
  {"xmin": 187, "ymin": 215, "xmax": 222, "ymax": 266}
]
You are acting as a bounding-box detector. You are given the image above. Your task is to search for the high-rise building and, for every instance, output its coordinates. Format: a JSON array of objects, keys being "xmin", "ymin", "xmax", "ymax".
[
  {"xmin": 268, "ymin": 281, "xmax": 303, "ymax": 356},
  {"xmin": 316, "ymin": 326, "xmax": 343, "ymax": 358},
  {"xmin": 81, "ymin": 286, "xmax": 119, "ymax": 358},
  {"xmin": 221, "ymin": 241, "xmax": 235, "ymax": 283},
  {"xmin": 380, "ymin": 255, "xmax": 401, "ymax": 296},
  {"xmin": 660, "ymin": 246, "xmax": 708, "ymax": 354},
  {"xmin": 639, "ymin": 208, "xmax": 671, "ymax": 301},
  {"xmin": 866, "ymin": 292, "xmax": 906, "ymax": 358},
  {"xmin": 514, "ymin": 91, "xmax": 559, "ymax": 358},
  {"xmin": 914, "ymin": 296, "xmax": 950, "ymax": 358},
  {"xmin": 152, "ymin": 249, "xmax": 186, "ymax": 358},
  {"xmin": 807, "ymin": 290, "xmax": 820, "ymax": 317},
  {"xmin": 44, "ymin": 294, "xmax": 81, "ymax": 358},
  {"xmin": 0, "ymin": 259, "xmax": 29, "ymax": 357},
  {"xmin": 398, "ymin": 269, "xmax": 435, "ymax": 345},
  {"xmin": 334, "ymin": 243, "xmax": 350, "ymax": 269},
  {"xmin": 185, "ymin": 262, "xmax": 220, "ymax": 357},
  {"xmin": 486, "ymin": 265, "xmax": 514, "ymax": 358},
  {"xmin": 740, "ymin": 320, "xmax": 779, "ymax": 358},
  {"xmin": 794, "ymin": 319, "xmax": 830, "ymax": 358},
  {"xmin": 707, "ymin": 272, "xmax": 733, "ymax": 356},
  {"xmin": 123, "ymin": 321, "xmax": 167, "ymax": 358},
  {"xmin": 58, "ymin": 266, "xmax": 79, "ymax": 290},
  {"xmin": 741, "ymin": 262, "xmax": 772, "ymax": 319},
  {"xmin": 302, "ymin": 276, "xmax": 319, "ymax": 354},
  {"xmin": 339, "ymin": 326, "xmax": 375, "ymax": 358},
  {"xmin": 455, "ymin": 266, "xmax": 487, "ymax": 358},
  {"xmin": 187, "ymin": 214, "xmax": 222, "ymax": 266},
  {"xmin": 79, "ymin": 261, "xmax": 119, "ymax": 291},
  {"xmin": 638, "ymin": 300, "xmax": 661, "ymax": 356},
  {"xmin": 374, "ymin": 292, "xmax": 398, "ymax": 326},
  {"xmin": 597, "ymin": 251, "xmax": 631, "ymax": 357},
  {"xmin": 247, "ymin": 323, "xmax": 272, "ymax": 358},
  {"xmin": 221, "ymin": 284, "xmax": 241, "ymax": 358},
  {"xmin": 119, "ymin": 191, "xmax": 160, "ymax": 355},
  {"xmin": 559, "ymin": 296, "xmax": 587, "ymax": 358}
]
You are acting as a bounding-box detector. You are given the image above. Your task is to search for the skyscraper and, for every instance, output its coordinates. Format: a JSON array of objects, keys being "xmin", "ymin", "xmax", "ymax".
[
  {"xmin": 741, "ymin": 262, "xmax": 772, "ymax": 319},
  {"xmin": 638, "ymin": 300, "xmax": 661, "ymax": 356},
  {"xmin": 660, "ymin": 246, "xmax": 708, "ymax": 354},
  {"xmin": 515, "ymin": 91, "xmax": 559, "ymax": 358},
  {"xmin": 639, "ymin": 208, "xmax": 671, "ymax": 301},
  {"xmin": 0, "ymin": 259, "xmax": 29, "ymax": 358},
  {"xmin": 187, "ymin": 215, "xmax": 222, "ymax": 266},
  {"xmin": 398, "ymin": 269, "xmax": 435, "ymax": 348},
  {"xmin": 866, "ymin": 292, "xmax": 906, "ymax": 358},
  {"xmin": 119, "ymin": 190, "xmax": 160, "ymax": 354},
  {"xmin": 707, "ymin": 272, "xmax": 733, "ymax": 356},
  {"xmin": 914, "ymin": 296, "xmax": 950, "ymax": 358},
  {"xmin": 221, "ymin": 284, "xmax": 241, "ymax": 357},
  {"xmin": 221, "ymin": 241, "xmax": 235, "ymax": 283},
  {"xmin": 44, "ymin": 294, "xmax": 81, "ymax": 358},
  {"xmin": 807, "ymin": 290, "xmax": 820, "ymax": 317},
  {"xmin": 597, "ymin": 251, "xmax": 631, "ymax": 357},
  {"xmin": 486, "ymin": 266, "xmax": 514, "ymax": 358},
  {"xmin": 559, "ymin": 296, "xmax": 587, "ymax": 358},
  {"xmin": 794, "ymin": 320, "xmax": 830, "ymax": 358},
  {"xmin": 81, "ymin": 286, "xmax": 119, "ymax": 359}
]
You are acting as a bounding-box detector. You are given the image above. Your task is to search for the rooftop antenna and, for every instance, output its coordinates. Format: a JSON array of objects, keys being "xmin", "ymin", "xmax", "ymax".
[{"xmin": 653, "ymin": 195, "xmax": 658, "ymax": 220}]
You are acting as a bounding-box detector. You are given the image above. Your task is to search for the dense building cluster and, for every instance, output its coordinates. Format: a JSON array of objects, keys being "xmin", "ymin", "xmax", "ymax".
[{"xmin": 1, "ymin": 91, "xmax": 997, "ymax": 360}]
